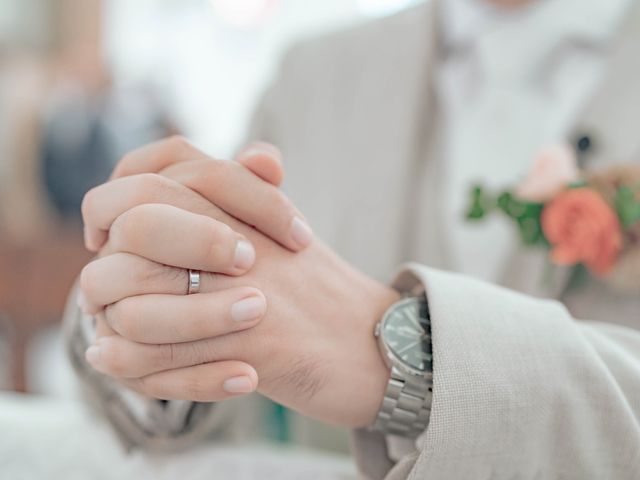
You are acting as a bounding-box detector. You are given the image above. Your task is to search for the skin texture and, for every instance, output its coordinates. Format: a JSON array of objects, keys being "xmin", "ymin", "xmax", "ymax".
[{"xmin": 80, "ymin": 137, "xmax": 399, "ymax": 428}]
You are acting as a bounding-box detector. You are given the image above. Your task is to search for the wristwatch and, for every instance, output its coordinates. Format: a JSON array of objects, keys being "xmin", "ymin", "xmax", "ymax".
[{"xmin": 373, "ymin": 295, "xmax": 433, "ymax": 438}]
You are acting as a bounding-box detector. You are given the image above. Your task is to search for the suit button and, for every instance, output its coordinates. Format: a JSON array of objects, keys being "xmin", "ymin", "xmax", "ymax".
[{"xmin": 575, "ymin": 135, "xmax": 592, "ymax": 153}]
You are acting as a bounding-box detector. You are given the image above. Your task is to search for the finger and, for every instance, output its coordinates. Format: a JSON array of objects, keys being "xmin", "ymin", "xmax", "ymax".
[
  {"xmin": 110, "ymin": 136, "xmax": 206, "ymax": 181},
  {"xmin": 161, "ymin": 159, "xmax": 314, "ymax": 252},
  {"xmin": 95, "ymin": 314, "xmax": 117, "ymax": 338},
  {"xmin": 103, "ymin": 136, "xmax": 311, "ymax": 252},
  {"xmin": 108, "ymin": 203, "xmax": 255, "ymax": 274},
  {"xmin": 79, "ymin": 253, "xmax": 188, "ymax": 314},
  {"xmin": 82, "ymin": 173, "xmax": 215, "ymax": 252},
  {"xmin": 119, "ymin": 361, "xmax": 258, "ymax": 401},
  {"xmin": 236, "ymin": 142, "xmax": 284, "ymax": 187},
  {"xmin": 79, "ymin": 252, "xmax": 247, "ymax": 315},
  {"xmin": 104, "ymin": 288, "xmax": 266, "ymax": 344},
  {"xmin": 82, "ymin": 322, "xmax": 257, "ymax": 378}
]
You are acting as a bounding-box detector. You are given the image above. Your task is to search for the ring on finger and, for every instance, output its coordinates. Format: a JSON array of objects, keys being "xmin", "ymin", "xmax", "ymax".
[{"xmin": 187, "ymin": 269, "xmax": 201, "ymax": 295}]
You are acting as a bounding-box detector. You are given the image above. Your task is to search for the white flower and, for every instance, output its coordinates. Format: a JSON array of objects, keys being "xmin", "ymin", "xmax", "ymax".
[{"xmin": 516, "ymin": 143, "xmax": 580, "ymax": 203}]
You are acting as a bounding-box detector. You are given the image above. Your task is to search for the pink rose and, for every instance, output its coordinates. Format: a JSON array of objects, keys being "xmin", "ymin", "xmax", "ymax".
[{"xmin": 517, "ymin": 144, "xmax": 580, "ymax": 203}]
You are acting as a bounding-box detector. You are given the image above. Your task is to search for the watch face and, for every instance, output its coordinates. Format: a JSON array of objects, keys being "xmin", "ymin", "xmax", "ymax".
[{"xmin": 382, "ymin": 298, "xmax": 432, "ymax": 373}]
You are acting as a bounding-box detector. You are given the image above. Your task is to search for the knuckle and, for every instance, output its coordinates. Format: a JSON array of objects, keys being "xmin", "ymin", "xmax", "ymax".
[
  {"xmin": 184, "ymin": 341, "xmax": 208, "ymax": 365},
  {"xmin": 110, "ymin": 204, "xmax": 155, "ymax": 252},
  {"xmin": 79, "ymin": 261, "xmax": 101, "ymax": 302},
  {"xmin": 138, "ymin": 173, "xmax": 175, "ymax": 200},
  {"xmin": 204, "ymin": 220, "xmax": 236, "ymax": 265},
  {"xmin": 128, "ymin": 173, "xmax": 166, "ymax": 205},
  {"xmin": 170, "ymin": 341, "xmax": 211, "ymax": 368},
  {"xmin": 106, "ymin": 300, "xmax": 142, "ymax": 340},
  {"xmin": 209, "ymin": 220, "xmax": 235, "ymax": 244},
  {"xmin": 114, "ymin": 151, "xmax": 137, "ymax": 177},
  {"xmin": 157, "ymin": 343, "xmax": 177, "ymax": 366},
  {"xmin": 136, "ymin": 377, "xmax": 166, "ymax": 400},
  {"xmin": 153, "ymin": 342, "xmax": 203, "ymax": 370},
  {"xmin": 137, "ymin": 261, "xmax": 184, "ymax": 292},
  {"xmin": 103, "ymin": 303, "xmax": 120, "ymax": 330},
  {"xmin": 109, "ymin": 209, "xmax": 136, "ymax": 252},
  {"xmin": 166, "ymin": 135, "xmax": 192, "ymax": 153},
  {"xmin": 81, "ymin": 186, "xmax": 100, "ymax": 223}
]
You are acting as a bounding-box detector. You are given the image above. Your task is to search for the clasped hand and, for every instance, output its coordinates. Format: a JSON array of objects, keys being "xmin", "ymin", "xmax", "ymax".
[{"xmin": 79, "ymin": 137, "xmax": 399, "ymax": 428}]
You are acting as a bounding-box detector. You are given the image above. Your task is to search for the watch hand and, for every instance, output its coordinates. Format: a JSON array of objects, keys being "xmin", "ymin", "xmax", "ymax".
[
  {"xmin": 397, "ymin": 326, "xmax": 421, "ymax": 337},
  {"xmin": 403, "ymin": 311, "xmax": 426, "ymax": 334},
  {"xmin": 397, "ymin": 340, "xmax": 420, "ymax": 354}
]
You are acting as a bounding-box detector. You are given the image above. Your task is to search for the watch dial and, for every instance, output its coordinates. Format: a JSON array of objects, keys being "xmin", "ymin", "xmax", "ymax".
[{"xmin": 383, "ymin": 299, "xmax": 432, "ymax": 372}]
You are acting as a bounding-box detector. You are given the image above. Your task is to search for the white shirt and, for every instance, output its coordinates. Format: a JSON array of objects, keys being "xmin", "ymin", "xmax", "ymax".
[{"xmin": 438, "ymin": 0, "xmax": 631, "ymax": 282}]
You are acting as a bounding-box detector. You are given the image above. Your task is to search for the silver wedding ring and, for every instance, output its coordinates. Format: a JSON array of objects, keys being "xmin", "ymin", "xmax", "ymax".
[{"xmin": 187, "ymin": 269, "xmax": 201, "ymax": 295}]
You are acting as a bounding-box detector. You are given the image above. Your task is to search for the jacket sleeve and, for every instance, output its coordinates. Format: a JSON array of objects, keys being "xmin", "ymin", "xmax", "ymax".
[
  {"xmin": 352, "ymin": 264, "xmax": 640, "ymax": 480},
  {"xmin": 63, "ymin": 283, "xmax": 241, "ymax": 452}
]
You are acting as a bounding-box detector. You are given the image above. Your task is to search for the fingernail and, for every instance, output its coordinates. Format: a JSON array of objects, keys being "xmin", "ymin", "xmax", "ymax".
[
  {"xmin": 234, "ymin": 240, "xmax": 255, "ymax": 270},
  {"xmin": 290, "ymin": 217, "xmax": 313, "ymax": 248},
  {"xmin": 223, "ymin": 376, "xmax": 254, "ymax": 394},
  {"xmin": 240, "ymin": 147, "xmax": 269, "ymax": 159},
  {"xmin": 240, "ymin": 143, "xmax": 281, "ymax": 160},
  {"xmin": 85, "ymin": 345, "xmax": 102, "ymax": 367},
  {"xmin": 231, "ymin": 296, "xmax": 266, "ymax": 323}
]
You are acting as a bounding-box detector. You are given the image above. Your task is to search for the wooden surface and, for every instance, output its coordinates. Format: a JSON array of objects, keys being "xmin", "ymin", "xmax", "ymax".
[{"xmin": 0, "ymin": 227, "xmax": 92, "ymax": 392}]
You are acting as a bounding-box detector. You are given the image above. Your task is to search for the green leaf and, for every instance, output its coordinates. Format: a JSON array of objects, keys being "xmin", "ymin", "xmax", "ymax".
[
  {"xmin": 497, "ymin": 192, "xmax": 547, "ymax": 246},
  {"xmin": 568, "ymin": 180, "xmax": 588, "ymax": 189},
  {"xmin": 466, "ymin": 188, "xmax": 548, "ymax": 247},
  {"xmin": 466, "ymin": 185, "xmax": 491, "ymax": 220},
  {"xmin": 615, "ymin": 186, "xmax": 640, "ymax": 227},
  {"xmin": 517, "ymin": 215, "xmax": 547, "ymax": 246}
]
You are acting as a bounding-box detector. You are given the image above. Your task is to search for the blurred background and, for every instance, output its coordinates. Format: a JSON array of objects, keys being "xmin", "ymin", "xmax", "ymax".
[{"xmin": 0, "ymin": 0, "xmax": 423, "ymax": 460}]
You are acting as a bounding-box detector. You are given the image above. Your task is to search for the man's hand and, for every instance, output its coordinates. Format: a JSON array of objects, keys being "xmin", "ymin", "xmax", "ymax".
[
  {"xmin": 80, "ymin": 137, "xmax": 399, "ymax": 428},
  {"xmin": 83, "ymin": 136, "xmax": 312, "ymax": 254}
]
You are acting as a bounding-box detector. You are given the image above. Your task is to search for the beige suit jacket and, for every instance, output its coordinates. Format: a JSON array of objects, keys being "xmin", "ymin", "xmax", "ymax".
[{"xmin": 65, "ymin": 2, "xmax": 640, "ymax": 479}]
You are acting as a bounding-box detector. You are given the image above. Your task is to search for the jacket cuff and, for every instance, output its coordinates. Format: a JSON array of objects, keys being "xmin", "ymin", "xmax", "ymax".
[
  {"xmin": 349, "ymin": 264, "xmax": 431, "ymax": 479},
  {"xmin": 63, "ymin": 282, "xmax": 230, "ymax": 451}
]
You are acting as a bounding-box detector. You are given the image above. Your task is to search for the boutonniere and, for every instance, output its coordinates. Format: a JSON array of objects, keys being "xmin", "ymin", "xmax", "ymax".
[{"xmin": 466, "ymin": 144, "xmax": 640, "ymax": 293}]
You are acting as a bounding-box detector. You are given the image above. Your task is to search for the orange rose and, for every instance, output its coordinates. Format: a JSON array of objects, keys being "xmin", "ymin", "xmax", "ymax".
[{"xmin": 541, "ymin": 188, "xmax": 623, "ymax": 276}]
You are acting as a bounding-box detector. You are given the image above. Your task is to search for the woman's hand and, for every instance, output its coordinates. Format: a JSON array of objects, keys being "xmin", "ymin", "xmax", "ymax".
[{"xmin": 80, "ymin": 137, "xmax": 400, "ymax": 428}]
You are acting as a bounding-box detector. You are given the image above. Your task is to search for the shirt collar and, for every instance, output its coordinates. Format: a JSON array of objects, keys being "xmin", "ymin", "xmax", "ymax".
[{"xmin": 440, "ymin": 0, "xmax": 634, "ymax": 54}]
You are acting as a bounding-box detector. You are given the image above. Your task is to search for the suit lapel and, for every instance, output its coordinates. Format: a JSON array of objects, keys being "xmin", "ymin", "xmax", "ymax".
[
  {"xmin": 399, "ymin": 0, "xmax": 453, "ymax": 270},
  {"xmin": 317, "ymin": 2, "xmax": 445, "ymax": 279},
  {"xmin": 568, "ymin": 0, "xmax": 640, "ymax": 168}
]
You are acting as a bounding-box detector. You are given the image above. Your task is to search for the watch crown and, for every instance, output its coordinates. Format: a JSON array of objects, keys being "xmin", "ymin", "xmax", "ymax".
[{"xmin": 374, "ymin": 322, "xmax": 381, "ymax": 337}]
